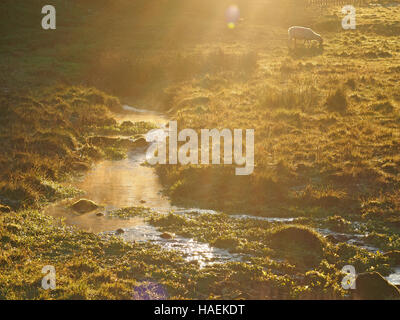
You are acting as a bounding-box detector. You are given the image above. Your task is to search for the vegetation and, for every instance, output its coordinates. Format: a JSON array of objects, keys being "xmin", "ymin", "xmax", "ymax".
[
  {"xmin": 1, "ymin": 0, "xmax": 400, "ymax": 300},
  {"xmin": 0, "ymin": 85, "xmax": 154, "ymax": 210}
]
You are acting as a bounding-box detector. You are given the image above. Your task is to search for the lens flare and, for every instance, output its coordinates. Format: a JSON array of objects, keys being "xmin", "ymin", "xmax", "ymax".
[
  {"xmin": 225, "ymin": 5, "xmax": 240, "ymax": 29},
  {"xmin": 133, "ymin": 281, "xmax": 168, "ymax": 300}
]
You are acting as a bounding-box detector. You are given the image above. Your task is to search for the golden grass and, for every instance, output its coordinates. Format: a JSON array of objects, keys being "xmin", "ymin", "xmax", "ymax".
[{"xmin": 2, "ymin": 0, "xmax": 400, "ymax": 300}]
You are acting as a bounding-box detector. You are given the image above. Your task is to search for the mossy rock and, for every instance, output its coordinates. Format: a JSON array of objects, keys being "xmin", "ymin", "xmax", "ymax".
[
  {"xmin": 211, "ymin": 236, "xmax": 241, "ymax": 249},
  {"xmin": 132, "ymin": 137, "xmax": 148, "ymax": 148},
  {"xmin": 269, "ymin": 225, "xmax": 325, "ymax": 252},
  {"xmin": 71, "ymin": 199, "xmax": 99, "ymax": 214},
  {"xmin": 268, "ymin": 225, "xmax": 326, "ymax": 268},
  {"xmin": 355, "ymin": 272, "xmax": 400, "ymax": 300}
]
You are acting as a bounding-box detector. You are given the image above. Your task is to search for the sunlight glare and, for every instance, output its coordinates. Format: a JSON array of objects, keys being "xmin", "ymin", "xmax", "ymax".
[{"xmin": 225, "ymin": 4, "xmax": 240, "ymax": 29}]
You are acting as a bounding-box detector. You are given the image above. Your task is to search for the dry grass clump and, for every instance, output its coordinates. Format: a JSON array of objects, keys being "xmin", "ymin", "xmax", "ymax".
[{"xmin": 325, "ymin": 87, "xmax": 348, "ymax": 113}]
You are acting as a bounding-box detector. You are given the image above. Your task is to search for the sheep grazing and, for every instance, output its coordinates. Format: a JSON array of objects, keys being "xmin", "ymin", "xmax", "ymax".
[{"xmin": 288, "ymin": 26, "xmax": 323, "ymax": 48}]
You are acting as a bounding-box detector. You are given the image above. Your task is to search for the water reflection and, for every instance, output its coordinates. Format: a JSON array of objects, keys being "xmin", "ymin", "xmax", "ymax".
[
  {"xmin": 114, "ymin": 105, "xmax": 167, "ymax": 126},
  {"xmin": 44, "ymin": 108, "xmax": 171, "ymax": 233},
  {"xmin": 105, "ymin": 224, "xmax": 245, "ymax": 268}
]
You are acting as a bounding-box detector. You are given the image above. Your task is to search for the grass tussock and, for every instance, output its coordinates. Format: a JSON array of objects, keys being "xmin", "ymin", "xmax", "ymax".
[{"xmin": 325, "ymin": 88, "xmax": 348, "ymax": 113}]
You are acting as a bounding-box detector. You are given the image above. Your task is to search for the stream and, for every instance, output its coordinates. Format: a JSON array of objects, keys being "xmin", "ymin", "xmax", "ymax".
[
  {"xmin": 43, "ymin": 106, "xmax": 400, "ymax": 281},
  {"xmin": 44, "ymin": 106, "xmax": 247, "ymax": 267}
]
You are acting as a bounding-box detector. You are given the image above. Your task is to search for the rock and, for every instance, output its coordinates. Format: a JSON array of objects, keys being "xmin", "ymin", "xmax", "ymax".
[
  {"xmin": 71, "ymin": 199, "xmax": 99, "ymax": 214},
  {"xmin": 268, "ymin": 226, "xmax": 326, "ymax": 267},
  {"xmin": 269, "ymin": 226, "xmax": 325, "ymax": 252},
  {"xmin": 0, "ymin": 204, "xmax": 11, "ymax": 213},
  {"xmin": 355, "ymin": 272, "xmax": 400, "ymax": 300},
  {"xmin": 96, "ymin": 212, "xmax": 104, "ymax": 217},
  {"xmin": 212, "ymin": 236, "xmax": 241, "ymax": 249},
  {"xmin": 384, "ymin": 250, "xmax": 400, "ymax": 265},
  {"xmin": 132, "ymin": 137, "xmax": 148, "ymax": 148},
  {"xmin": 116, "ymin": 228, "xmax": 124, "ymax": 234},
  {"xmin": 160, "ymin": 232, "xmax": 174, "ymax": 239}
]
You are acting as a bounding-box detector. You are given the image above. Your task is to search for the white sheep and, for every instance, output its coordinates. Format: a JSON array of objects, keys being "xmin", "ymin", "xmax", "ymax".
[{"xmin": 288, "ymin": 26, "xmax": 323, "ymax": 48}]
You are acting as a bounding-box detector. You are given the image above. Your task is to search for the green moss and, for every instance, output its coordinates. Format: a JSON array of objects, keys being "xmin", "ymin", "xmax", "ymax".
[{"xmin": 268, "ymin": 225, "xmax": 326, "ymax": 268}]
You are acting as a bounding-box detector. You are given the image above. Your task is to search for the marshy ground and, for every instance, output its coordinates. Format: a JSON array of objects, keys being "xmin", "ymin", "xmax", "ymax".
[{"xmin": 1, "ymin": 0, "xmax": 400, "ymax": 299}]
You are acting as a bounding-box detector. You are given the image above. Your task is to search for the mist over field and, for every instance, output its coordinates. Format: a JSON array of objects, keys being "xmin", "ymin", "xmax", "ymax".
[{"xmin": 1, "ymin": 0, "xmax": 400, "ymax": 300}]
